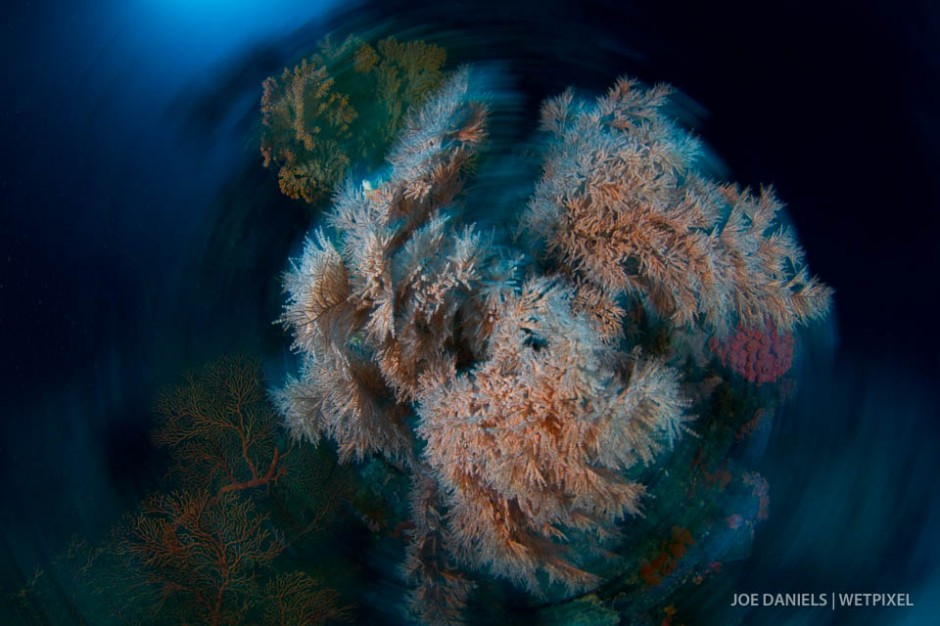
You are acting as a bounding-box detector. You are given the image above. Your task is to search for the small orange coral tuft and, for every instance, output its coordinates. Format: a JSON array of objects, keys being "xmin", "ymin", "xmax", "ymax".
[{"xmin": 260, "ymin": 34, "xmax": 448, "ymax": 206}]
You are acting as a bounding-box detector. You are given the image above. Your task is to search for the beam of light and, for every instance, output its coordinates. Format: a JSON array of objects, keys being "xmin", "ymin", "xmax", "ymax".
[{"xmin": 131, "ymin": 0, "xmax": 344, "ymax": 69}]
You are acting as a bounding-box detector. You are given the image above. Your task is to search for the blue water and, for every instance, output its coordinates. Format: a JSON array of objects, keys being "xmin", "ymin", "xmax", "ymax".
[
  {"xmin": 2, "ymin": 0, "xmax": 342, "ymax": 602},
  {"xmin": 2, "ymin": 0, "xmax": 939, "ymax": 624}
]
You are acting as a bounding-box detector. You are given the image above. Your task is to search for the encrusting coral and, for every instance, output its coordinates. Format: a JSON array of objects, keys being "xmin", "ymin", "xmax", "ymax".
[
  {"xmin": 708, "ymin": 321, "xmax": 795, "ymax": 384},
  {"xmin": 275, "ymin": 67, "xmax": 831, "ymax": 623}
]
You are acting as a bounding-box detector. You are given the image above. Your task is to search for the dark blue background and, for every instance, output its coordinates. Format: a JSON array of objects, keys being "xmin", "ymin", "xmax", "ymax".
[{"xmin": 2, "ymin": 0, "xmax": 938, "ymax": 623}]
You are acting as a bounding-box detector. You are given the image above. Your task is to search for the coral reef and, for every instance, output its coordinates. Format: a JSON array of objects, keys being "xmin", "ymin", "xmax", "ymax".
[
  {"xmin": 260, "ymin": 35, "xmax": 447, "ymax": 205},
  {"xmin": 639, "ymin": 527, "xmax": 695, "ymax": 587},
  {"xmin": 418, "ymin": 279, "xmax": 688, "ymax": 593},
  {"xmin": 275, "ymin": 66, "xmax": 831, "ymax": 623}
]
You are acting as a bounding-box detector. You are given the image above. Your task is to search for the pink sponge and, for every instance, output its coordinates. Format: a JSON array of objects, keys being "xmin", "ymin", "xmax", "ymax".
[{"xmin": 708, "ymin": 322, "xmax": 794, "ymax": 384}]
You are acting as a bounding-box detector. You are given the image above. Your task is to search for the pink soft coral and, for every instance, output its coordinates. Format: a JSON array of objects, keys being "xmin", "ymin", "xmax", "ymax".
[{"xmin": 708, "ymin": 321, "xmax": 794, "ymax": 384}]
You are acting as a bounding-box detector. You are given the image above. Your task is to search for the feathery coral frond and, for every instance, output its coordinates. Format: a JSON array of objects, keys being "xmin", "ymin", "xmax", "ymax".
[
  {"xmin": 522, "ymin": 79, "xmax": 831, "ymax": 334},
  {"xmin": 278, "ymin": 69, "xmax": 492, "ymax": 463},
  {"xmin": 417, "ymin": 279, "xmax": 688, "ymax": 592},
  {"xmin": 274, "ymin": 67, "xmax": 830, "ymax": 622},
  {"xmin": 281, "ymin": 230, "xmax": 352, "ymax": 354}
]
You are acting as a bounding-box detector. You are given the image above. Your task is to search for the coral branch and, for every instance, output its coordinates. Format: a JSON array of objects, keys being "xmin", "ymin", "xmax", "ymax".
[
  {"xmin": 153, "ymin": 356, "xmax": 286, "ymax": 496},
  {"xmin": 522, "ymin": 78, "xmax": 832, "ymax": 334}
]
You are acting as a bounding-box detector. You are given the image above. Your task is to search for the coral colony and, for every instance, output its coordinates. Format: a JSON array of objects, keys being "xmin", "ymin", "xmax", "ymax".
[
  {"xmin": 273, "ymin": 46, "xmax": 832, "ymax": 623},
  {"xmin": 10, "ymin": 35, "xmax": 832, "ymax": 626},
  {"xmin": 261, "ymin": 36, "xmax": 448, "ymax": 206}
]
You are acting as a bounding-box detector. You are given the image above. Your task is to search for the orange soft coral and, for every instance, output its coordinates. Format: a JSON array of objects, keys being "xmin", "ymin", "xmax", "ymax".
[{"xmin": 260, "ymin": 35, "xmax": 447, "ymax": 206}]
